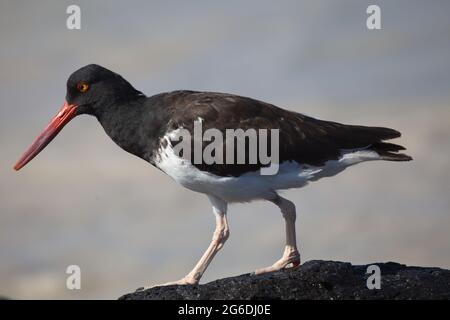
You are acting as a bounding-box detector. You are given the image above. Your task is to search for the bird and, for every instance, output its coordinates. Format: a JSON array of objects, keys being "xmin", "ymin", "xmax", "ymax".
[{"xmin": 14, "ymin": 64, "xmax": 412, "ymax": 286}]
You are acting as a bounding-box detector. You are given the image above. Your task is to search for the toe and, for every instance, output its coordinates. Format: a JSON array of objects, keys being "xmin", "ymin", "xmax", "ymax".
[{"xmin": 149, "ymin": 277, "xmax": 198, "ymax": 288}]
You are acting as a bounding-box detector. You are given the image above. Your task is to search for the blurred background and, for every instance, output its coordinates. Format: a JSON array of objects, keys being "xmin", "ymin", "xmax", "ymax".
[{"xmin": 1, "ymin": 0, "xmax": 449, "ymax": 299}]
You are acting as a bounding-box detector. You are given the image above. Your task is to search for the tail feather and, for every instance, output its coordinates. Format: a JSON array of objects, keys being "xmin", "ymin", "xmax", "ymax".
[
  {"xmin": 376, "ymin": 151, "xmax": 413, "ymax": 161},
  {"xmin": 371, "ymin": 142, "xmax": 406, "ymax": 152},
  {"xmin": 307, "ymin": 117, "xmax": 412, "ymax": 162},
  {"xmin": 343, "ymin": 125, "xmax": 412, "ymax": 162},
  {"xmin": 369, "ymin": 138, "xmax": 412, "ymax": 162}
]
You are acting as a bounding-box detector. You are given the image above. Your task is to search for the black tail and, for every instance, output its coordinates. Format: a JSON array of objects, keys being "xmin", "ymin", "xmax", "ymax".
[
  {"xmin": 352, "ymin": 126, "xmax": 412, "ymax": 161},
  {"xmin": 296, "ymin": 114, "xmax": 413, "ymax": 163},
  {"xmin": 370, "ymin": 141, "xmax": 412, "ymax": 161}
]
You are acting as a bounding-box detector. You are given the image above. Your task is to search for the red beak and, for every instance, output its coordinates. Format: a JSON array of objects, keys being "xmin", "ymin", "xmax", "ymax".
[{"xmin": 14, "ymin": 102, "xmax": 78, "ymax": 171}]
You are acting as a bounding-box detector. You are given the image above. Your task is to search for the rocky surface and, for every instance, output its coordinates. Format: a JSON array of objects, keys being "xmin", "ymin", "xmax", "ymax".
[{"xmin": 119, "ymin": 260, "xmax": 450, "ymax": 300}]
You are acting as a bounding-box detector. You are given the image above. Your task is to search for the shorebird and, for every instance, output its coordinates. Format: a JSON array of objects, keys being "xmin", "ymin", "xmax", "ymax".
[{"xmin": 14, "ymin": 64, "xmax": 411, "ymax": 286}]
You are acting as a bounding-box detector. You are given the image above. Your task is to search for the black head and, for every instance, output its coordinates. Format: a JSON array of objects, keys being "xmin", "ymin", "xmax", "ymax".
[
  {"xmin": 66, "ymin": 64, "xmax": 143, "ymax": 116},
  {"xmin": 14, "ymin": 64, "xmax": 143, "ymax": 170}
]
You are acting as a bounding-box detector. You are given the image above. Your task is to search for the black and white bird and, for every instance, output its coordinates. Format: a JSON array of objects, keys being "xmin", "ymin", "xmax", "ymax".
[{"xmin": 14, "ymin": 64, "xmax": 412, "ymax": 286}]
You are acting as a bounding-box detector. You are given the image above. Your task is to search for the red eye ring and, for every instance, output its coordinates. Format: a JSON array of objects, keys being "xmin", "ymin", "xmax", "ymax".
[{"xmin": 76, "ymin": 81, "xmax": 89, "ymax": 93}]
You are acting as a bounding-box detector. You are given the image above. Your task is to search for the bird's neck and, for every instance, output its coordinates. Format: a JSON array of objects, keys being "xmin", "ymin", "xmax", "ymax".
[{"xmin": 95, "ymin": 97, "xmax": 168, "ymax": 163}]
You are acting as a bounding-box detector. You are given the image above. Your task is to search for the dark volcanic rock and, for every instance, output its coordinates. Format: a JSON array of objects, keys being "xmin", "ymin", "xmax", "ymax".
[{"xmin": 118, "ymin": 260, "xmax": 450, "ymax": 300}]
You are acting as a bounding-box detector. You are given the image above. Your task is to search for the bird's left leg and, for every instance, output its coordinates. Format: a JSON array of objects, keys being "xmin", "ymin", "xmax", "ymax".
[
  {"xmin": 157, "ymin": 195, "xmax": 229, "ymax": 286},
  {"xmin": 254, "ymin": 194, "xmax": 300, "ymax": 275}
]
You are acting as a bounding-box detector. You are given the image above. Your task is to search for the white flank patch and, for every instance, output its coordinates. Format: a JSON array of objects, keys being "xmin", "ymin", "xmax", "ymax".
[{"xmin": 154, "ymin": 131, "xmax": 381, "ymax": 203}]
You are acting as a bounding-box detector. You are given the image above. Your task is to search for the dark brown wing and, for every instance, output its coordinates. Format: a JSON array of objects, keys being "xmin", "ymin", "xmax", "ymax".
[{"xmin": 161, "ymin": 91, "xmax": 411, "ymax": 176}]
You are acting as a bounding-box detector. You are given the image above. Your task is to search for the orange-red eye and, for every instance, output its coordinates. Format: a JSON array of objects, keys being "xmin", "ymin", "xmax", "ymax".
[{"xmin": 76, "ymin": 82, "xmax": 89, "ymax": 93}]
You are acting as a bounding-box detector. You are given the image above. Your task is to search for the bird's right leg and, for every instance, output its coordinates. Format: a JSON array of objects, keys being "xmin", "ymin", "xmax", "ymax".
[
  {"xmin": 254, "ymin": 194, "xmax": 300, "ymax": 275},
  {"xmin": 153, "ymin": 195, "xmax": 229, "ymax": 287}
]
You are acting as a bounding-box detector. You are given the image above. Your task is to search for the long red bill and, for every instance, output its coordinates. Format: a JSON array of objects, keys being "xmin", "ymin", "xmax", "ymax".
[{"xmin": 14, "ymin": 102, "xmax": 78, "ymax": 171}]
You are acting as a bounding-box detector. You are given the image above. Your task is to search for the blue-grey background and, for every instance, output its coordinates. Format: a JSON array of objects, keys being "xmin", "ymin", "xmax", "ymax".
[{"xmin": 1, "ymin": 0, "xmax": 449, "ymax": 299}]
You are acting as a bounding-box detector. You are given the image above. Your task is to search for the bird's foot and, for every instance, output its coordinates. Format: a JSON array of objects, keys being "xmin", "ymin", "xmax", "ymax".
[
  {"xmin": 254, "ymin": 248, "xmax": 300, "ymax": 275},
  {"xmin": 143, "ymin": 275, "xmax": 199, "ymax": 290}
]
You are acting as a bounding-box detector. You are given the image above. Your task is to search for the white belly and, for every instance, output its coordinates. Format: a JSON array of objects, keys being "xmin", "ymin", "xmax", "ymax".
[{"xmin": 154, "ymin": 140, "xmax": 381, "ymax": 203}]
